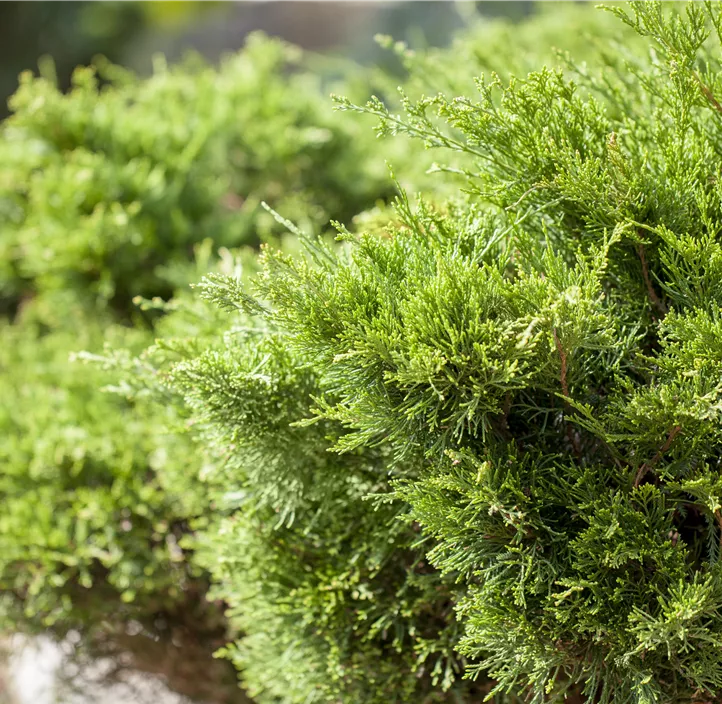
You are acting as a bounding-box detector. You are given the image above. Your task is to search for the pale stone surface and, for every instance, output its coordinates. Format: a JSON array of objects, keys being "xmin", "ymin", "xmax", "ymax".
[{"xmin": 3, "ymin": 635, "xmax": 192, "ymax": 704}]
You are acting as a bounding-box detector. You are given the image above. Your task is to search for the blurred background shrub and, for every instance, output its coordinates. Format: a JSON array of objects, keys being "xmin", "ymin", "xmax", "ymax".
[
  {"xmin": 0, "ymin": 2, "xmax": 536, "ymax": 121},
  {"xmin": 0, "ymin": 33, "xmax": 396, "ymax": 321}
]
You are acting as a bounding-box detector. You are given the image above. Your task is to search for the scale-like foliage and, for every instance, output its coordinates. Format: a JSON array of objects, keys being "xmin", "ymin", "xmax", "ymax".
[
  {"xmin": 10, "ymin": 3, "xmax": 722, "ymax": 702},
  {"xmin": 129, "ymin": 3, "xmax": 722, "ymax": 702},
  {"xmin": 108, "ymin": 250, "xmax": 484, "ymax": 702}
]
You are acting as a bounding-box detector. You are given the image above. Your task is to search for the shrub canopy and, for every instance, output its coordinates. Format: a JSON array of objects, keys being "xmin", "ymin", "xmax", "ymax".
[
  {"xmin": 9, "ymin": 3, "xmax": 722, "ymax": 703},
  {"xmin": 0, "ymin": 33, "xmax": 392, "ymax": 320},
  {"xmin": 120, "ymin": 3, "xmax": 722, "ymax": 702}
]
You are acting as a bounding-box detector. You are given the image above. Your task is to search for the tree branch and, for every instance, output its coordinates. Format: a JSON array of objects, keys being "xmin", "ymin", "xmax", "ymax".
[
  {"xmin": 553, "ymin": 328, "xmax": 582, "ymax": 460},
  {"xmin": 693, "ymin": 70, "xmax": 722, "ymax": 116},
  {"xmin": 636, "ymin": 243, "xmax": 667, "ymax": 317},
  {"xmin": 553, "ymin": 328, "xmax": 569, "ymax": 399},
  {"xmin": 633, "ymin": 425, "xmax": 682, "ymax": 488}
]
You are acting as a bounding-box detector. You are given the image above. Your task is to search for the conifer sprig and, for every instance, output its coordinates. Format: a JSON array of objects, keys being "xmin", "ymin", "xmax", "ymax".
[{"xmin": 115, "ymin": 2, "xmax": 722, "ymax": 702}]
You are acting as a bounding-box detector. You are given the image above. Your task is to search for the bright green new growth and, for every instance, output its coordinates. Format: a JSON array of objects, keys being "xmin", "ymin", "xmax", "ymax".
[{"xmin": 132, "ymin": 3, "xmax": 722, "ymax": 702}]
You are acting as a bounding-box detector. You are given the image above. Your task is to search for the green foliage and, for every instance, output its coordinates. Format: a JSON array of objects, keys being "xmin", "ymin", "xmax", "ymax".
[
  {"xmin": 0, "ymin": 33, "xmax": 391, "ymax": 319},
  {"xmin": 0, "ymin": 315, "xmax": 204, "ymax": 628},
  {"xmin": 0, "ymin": 28, "xmax": 393, "ymax": 653},
  {"xmin": 378, "ymin": 2, "xmax": 642, "ymax": 95},
  {"xmin": 123, "ymin": 284, "xmax": 486, "ymax": 703},
  {"xmin": 11, "ymin": 3, "xmax": 722, "ymax": 703},
  {"xmin": 119, "ymin": 3, "xmax": 722, "ymax": 703}
]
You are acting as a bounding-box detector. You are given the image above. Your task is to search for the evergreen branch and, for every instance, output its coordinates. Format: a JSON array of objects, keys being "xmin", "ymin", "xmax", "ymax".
[
  {"xmin": 636, "ymin": 242, "xmax": 667, "ymax": 317},
  {"xmin": 553, "ymin": 328, "xmax": 582, "ymax": 461},
  {"xmin": 692, "ymin": 70, "xmax": 722, "ymax": 116},
  {"xmin": 333, "ymin": 93, "xmax": 492, "ymax": 162},
  {"xmin": 553, "ymin": 328, "xmax": 570, "ymax": 399},
  {"xmin": 633, "ymin": 425, "xmax": 682, "ymax": 488}
]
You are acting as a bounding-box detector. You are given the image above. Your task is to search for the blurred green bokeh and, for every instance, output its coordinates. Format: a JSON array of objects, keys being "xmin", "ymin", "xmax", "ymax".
[
  {"xmin": 0, "ymin": 2, "xmax": 222, "ymax": 117},
  {"xmin": 0, "ymin": 1, "xmax": 536, "ymax": 118}
]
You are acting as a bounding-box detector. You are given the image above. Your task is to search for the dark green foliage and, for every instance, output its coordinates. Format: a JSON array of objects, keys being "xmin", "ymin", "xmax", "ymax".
[{"xmin": 123, "ymin": 3, "xmax": 722, "ymax": 702}]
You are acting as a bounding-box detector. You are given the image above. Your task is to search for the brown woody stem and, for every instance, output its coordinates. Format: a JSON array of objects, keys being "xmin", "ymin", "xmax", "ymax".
[
  {"xmin": 636, "ymin": 243, "xmax": 666, "ymax": 317},
  {"xmin": 693, "ymin": 70, "xmax": 722, "ymax": 116},
  {"xmin": 553, "ymin": 328, "xmax": 569, "ymax": 399},
  {"xmin": 553, "ymin": 328, "xmax": 582, "ymax": 460},
  {"xmin": 633, "ymin": 425, "xmax": 682, "ymax": 488}
]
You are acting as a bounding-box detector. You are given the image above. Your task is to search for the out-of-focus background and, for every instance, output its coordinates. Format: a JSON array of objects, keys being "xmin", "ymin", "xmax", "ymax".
[{"xmin": 0, "ymin": 2, "xmax": 535, "ymax": 118}]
